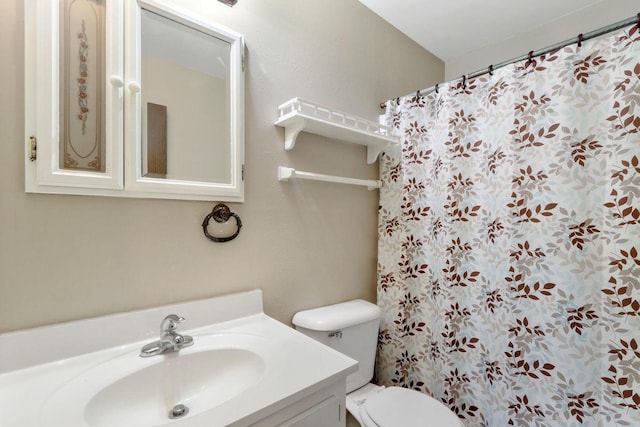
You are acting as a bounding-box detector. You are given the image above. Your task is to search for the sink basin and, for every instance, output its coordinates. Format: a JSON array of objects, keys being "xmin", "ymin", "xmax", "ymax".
[{"xmin": 41, "ymin": 333, "xmax": 274, "ymax": 426}]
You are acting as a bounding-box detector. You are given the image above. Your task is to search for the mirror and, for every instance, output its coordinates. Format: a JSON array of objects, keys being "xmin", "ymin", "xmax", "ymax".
[
  {"xmin": 140, "ymin": 9, "xmax": 231, "ymax": 183},
  {"xmin": 126, "ymin": 1, "xmax": 245, "ymax": 201}
]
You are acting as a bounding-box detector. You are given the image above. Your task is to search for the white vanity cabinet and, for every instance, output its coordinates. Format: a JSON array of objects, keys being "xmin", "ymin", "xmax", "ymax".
[
  {"xmin": 25, "ymin": 0, "xmax": 245, "ymax": 201},
  {"xmin": 248, "ymin": 381, "xmax": 346, "ymax": 427}
]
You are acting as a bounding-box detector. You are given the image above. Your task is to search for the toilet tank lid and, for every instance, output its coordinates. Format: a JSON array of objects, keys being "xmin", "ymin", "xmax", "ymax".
[{"xmin": 292, "ymin": 299, "xmax": 380, "ymax": 331}]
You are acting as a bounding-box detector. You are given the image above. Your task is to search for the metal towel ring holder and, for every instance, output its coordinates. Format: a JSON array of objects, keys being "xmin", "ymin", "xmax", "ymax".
[{"xmin": 201, "ymin": 204, "xmax": 242, "ymax": 243}]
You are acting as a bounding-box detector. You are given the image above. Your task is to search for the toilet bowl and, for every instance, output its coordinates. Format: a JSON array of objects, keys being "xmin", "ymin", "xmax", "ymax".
[{"xmin": 292, "ymin": 300, "xmax": 463, "ymax": 427}]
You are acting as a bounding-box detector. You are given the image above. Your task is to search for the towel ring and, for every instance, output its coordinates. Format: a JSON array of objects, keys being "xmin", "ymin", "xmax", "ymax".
[{"xmin": 202, "ymin": 203, "xmax": 242, "ymax": 243}]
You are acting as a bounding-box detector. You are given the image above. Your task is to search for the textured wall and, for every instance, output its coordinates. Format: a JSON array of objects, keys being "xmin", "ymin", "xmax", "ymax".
[{"xmin": 0, "ymin": 0, "xmax": 443, "ymax": 332}]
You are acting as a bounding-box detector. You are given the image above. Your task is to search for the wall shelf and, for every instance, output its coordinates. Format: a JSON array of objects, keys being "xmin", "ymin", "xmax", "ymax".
[{"xmin": 274, "ymin": 98, "xmax": 398, "ymax": 164}]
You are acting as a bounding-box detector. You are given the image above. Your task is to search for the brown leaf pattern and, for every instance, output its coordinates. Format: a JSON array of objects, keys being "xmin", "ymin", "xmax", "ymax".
[{"xmin": 377, "ymin": 24, "xmax": 640, "ymax": 427}]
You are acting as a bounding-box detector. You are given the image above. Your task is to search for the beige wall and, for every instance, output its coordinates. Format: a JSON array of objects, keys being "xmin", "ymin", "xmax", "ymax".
[
  {"xmin": 0, "ymin": 0, "xmax": 443, "ymax": 333},
  {"xmin": 445, "ymin": 0, "xmax": 639, "ymax": 80}
]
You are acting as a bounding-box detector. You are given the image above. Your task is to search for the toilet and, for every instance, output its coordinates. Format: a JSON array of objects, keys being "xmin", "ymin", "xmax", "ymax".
[{"xmin": 293, "ymin": 299, "xmax": 463, "ymax": 427}]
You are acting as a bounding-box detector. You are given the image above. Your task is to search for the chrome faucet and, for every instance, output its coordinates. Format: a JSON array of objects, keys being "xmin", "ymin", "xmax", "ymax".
[{"xmin": 139, "ymin": 314, "xmax": 194, "ymax": 358}]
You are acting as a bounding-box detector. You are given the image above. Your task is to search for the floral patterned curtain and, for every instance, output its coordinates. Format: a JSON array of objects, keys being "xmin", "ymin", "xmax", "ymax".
[{"xmin": 377, "ymin": 24, "xmax": 640, "ymax": 427}]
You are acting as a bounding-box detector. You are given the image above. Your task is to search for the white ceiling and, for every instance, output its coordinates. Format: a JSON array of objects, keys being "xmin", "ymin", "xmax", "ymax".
[{"xmin": 358, "ymin": 0, "xmax": 607, "ymax": 61}]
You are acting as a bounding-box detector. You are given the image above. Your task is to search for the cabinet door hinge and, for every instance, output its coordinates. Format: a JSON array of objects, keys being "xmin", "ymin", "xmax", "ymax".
[
  {"xmin": 242, "ymin": 164, "xmax": 246, "ymax": 181},
  {"xmin": 29, "ymin": 136, "xmax": 37, "ymax": 161}
]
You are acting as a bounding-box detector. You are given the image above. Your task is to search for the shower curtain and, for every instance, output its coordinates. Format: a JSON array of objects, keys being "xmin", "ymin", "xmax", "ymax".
[{"xmin": 377, "ymin": 24, "xmax": 640, "ymax": 427}]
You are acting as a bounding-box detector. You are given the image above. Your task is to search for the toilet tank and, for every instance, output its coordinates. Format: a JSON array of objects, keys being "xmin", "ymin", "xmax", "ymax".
[{"xmin": 292, "ymin": 299, "xmax": 380, "ymax": 393}]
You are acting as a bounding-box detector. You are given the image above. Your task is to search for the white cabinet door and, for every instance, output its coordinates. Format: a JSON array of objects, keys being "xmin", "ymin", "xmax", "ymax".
[
  {"xmin": 278, "ymin": 395, "xmax": 342, "ymax": 427},
  {"xmin": 25, "ymin": 0, "xmax": 125, "ymax": 194},
  {"xmin": 248, "ymin": 382, "xmax": 346, "ymax": 427},
  {"xmin": 122, "ymin": 0, "xmax": 245, "ymax": 201}
]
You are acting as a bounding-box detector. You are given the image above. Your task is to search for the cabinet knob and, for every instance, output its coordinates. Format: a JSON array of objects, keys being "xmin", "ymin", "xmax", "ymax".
[
  {"xmin": 109, "ymin": 75, "xmax": 124, "ymax": 88},
  {"xmin": 128, "ymin": 81, "xmax": 141, "ymax": 93}
]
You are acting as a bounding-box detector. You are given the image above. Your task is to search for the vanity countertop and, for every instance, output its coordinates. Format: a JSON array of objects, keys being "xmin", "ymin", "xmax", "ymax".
[{"xmin": 0, "ymin": 291, "xmax": 357, "ymax": 426}]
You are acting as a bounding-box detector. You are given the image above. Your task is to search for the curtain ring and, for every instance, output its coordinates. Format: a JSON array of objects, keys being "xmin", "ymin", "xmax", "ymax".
[
  {"xmin": 395, "ymin": 97, "xmax": 400, "ymax": 105},
  {"xmin": 527, "ymin": 50, "xmax": 534, "ymax": 67},
  {"xmin": 488, "ymin": 64, "xmax": 494, "ymax": 76},
  {"xmin": 577, "ymin": 33, "xmax": 584, "ymax": 48},
  {"xmin": 435, "ymin": 83, "xmax": 439, "ymax": 94},
  {"xmin": 462, "ymin": 75, "xmax": 467, "ymax": 89},
  {"xmin": 416, "ymin": 90, "xmax": 421, "ymax": 98}
]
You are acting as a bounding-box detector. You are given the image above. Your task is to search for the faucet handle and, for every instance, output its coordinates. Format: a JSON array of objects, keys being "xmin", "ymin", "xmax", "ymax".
[{"xmin": 161, "ymin": 314, "xmax": 185, "ymax": 332}]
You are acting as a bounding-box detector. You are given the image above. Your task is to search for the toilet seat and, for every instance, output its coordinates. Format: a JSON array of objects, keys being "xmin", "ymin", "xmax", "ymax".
[{"xmin": 359, "ymin": 386, "xmax": 462, "ymax": 427}]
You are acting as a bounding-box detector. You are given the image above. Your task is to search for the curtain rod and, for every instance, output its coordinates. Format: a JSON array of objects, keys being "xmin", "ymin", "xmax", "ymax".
[{"xmin": 380, "ymin": 13, "xmax": 640, "ymax": 109}]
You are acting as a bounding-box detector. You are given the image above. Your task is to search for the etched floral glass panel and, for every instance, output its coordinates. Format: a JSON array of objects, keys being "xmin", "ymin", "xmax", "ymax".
[{"xmin": 59, "ymin": 0, "xmax": 106, "ymax": 172}]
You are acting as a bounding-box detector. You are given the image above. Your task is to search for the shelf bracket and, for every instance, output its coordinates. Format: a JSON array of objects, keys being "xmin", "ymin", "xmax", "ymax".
[
  {"xmin": 367, "ymin": 144, "xmax": 387, "ymax": 164},
  {"xmin": 283, "ymin": 122, "xmax": 305, "ymax": 151}
]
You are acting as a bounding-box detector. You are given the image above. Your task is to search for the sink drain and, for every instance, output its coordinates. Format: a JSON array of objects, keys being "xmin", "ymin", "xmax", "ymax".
[{"xmin": 169, "ymin": 404, "xmax": 189, "ymax": 419}]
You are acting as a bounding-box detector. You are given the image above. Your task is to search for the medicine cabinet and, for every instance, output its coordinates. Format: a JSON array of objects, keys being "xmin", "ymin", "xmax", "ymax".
[{"xmin": 25, "ymin": 0, "xmax": 245, "ymax": 201}]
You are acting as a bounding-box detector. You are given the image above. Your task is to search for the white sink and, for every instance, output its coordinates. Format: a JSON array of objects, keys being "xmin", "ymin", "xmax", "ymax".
[{"xmin": 42, "ymin": 333, "xmax": 273, "ymax": 426}]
